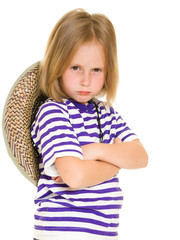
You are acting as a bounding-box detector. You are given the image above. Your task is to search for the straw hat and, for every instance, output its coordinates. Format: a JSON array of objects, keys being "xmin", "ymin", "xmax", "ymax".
[{"xmin": 2, "ymin": 62, "xmax": 41, "ymax": 186}]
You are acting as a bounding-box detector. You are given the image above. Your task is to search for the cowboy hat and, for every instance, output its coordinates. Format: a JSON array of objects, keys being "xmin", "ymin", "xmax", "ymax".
[{"xmin": 2, "ymin": 62, "xmax": 41, "ymax": 186}]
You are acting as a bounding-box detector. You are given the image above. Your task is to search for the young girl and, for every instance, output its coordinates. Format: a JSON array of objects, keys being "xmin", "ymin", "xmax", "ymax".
[{"xmin": 31, "ymin": 8, "xmax": 148, "ymax": 240}]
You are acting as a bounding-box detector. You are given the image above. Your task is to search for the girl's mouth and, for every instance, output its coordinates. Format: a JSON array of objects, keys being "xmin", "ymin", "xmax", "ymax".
[{"xmin": 77, "ymin": 91, "xmax": 91, "ymax": 95}]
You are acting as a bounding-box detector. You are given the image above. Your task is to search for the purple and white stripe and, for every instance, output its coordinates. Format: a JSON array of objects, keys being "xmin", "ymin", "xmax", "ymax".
[{"xmin": 31, "ymin": 98, "xmax": 137, "ymax": 239}]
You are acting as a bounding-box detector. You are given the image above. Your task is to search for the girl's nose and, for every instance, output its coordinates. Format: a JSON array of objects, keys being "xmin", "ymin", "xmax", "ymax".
[{"xmin": 80, "ymin": 72, "xmax": 90, "ymax": 87}]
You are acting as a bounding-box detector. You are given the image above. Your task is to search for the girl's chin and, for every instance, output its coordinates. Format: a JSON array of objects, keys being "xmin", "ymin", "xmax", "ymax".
[{"xmin": 73, "ymin": 95, "xmax": 93, "ymax": 104}]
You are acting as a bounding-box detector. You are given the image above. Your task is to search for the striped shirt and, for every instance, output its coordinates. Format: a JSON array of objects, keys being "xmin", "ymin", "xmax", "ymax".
[{"xmin": 31, "ymin": 98, "xmax": 137, "ymax": 240}]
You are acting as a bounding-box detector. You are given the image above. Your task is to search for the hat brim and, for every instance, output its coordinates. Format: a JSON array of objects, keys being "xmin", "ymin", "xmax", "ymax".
[{"xmin": 2, "ymin": 62, "xmax": 41, "ymax": 186}]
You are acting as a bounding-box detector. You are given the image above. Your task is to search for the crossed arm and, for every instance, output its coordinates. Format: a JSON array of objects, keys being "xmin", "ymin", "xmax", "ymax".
[{"xmin": 54, "ymin": 138, "xmax": 148, "ymax": 189}]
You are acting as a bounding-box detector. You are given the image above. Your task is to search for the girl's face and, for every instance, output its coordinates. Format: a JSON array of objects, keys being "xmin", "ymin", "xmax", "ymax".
[{"xmin": 61, "ymin": 40, "xmax": 105, "ymax": 104}]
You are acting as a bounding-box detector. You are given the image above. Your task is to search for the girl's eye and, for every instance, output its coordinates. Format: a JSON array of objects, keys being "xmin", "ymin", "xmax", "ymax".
[
  {"xmin": 72, "ymin": 66, "xmax": 80, "ymax": 71},
  {"xmin": 93, "ymin": 68, "xmax": 102, "ymax": 73}
]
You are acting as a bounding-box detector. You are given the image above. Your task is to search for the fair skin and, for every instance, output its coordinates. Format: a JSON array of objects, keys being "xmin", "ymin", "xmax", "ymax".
[
  {"xmin": 53, "ymin": 40, "xmax": 148, "ymax": 188},
  {"xmin": 61, "ymin": 40, "xmax": 105, "ymax": 105}
]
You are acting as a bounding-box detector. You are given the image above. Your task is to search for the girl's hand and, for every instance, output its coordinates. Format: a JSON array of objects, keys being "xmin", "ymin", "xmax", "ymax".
[
  {"xmin": 113, "ymin": 137, "xmax": 122, "ymax": 144},
  {"xmin": 51, "ymin": 176, "xmax": 63, "ymax": 183},
  {"xmin": 81, "ymin": 143, "xmax": 99, "ymax": 161},
  {"xmin": 81, "ymin": 139, "xmax": 122, "ymax": 161}
]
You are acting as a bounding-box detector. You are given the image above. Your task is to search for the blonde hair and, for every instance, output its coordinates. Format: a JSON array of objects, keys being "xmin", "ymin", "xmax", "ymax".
[{"xmin": 40, "ymin": 8, "xmax": 119, "ymax": 104}]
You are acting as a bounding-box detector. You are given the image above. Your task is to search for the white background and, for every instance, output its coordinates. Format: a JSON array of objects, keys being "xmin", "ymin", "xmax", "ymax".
[{"xmin": 0, "ymin": 0, "xmax": 180, "ymax": 239}]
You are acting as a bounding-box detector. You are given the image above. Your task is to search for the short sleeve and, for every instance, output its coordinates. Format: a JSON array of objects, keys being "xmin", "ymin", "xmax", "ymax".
[
  {"xmin": 115, "ymin": 111, "xmax": 138, "ymax": 142},
  {"xmin": 31, "ymin": 102, "xmax": 83, "ymax": 177}
]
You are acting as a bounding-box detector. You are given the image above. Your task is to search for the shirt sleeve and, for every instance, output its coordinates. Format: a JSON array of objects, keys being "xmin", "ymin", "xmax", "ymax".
[
  {"xmin": 115, "ymin": 111, "xmax": 138, "ymax": 142},
  {"xmin": 31, "ymin": 102, "xmax": 83, "ymax": 177}
]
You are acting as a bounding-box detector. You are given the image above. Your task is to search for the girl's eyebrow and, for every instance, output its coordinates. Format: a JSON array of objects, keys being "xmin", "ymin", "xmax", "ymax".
[
  {"xmin": 95, "ymin": 66, "xmax": 105, "ymax": 69},
  {"xmin": 70, "ymin": 63, "xmax": 104, "ymax": 68},
  {"xmin": 70, "ymin": 63, "xmax": 81, "ymax": 67}
]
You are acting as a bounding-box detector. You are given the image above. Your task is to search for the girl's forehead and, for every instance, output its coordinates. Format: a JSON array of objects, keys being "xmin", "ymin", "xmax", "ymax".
[{"xmin": 70, "ymin": 41, "xmax": 105, "ymax": 66}]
